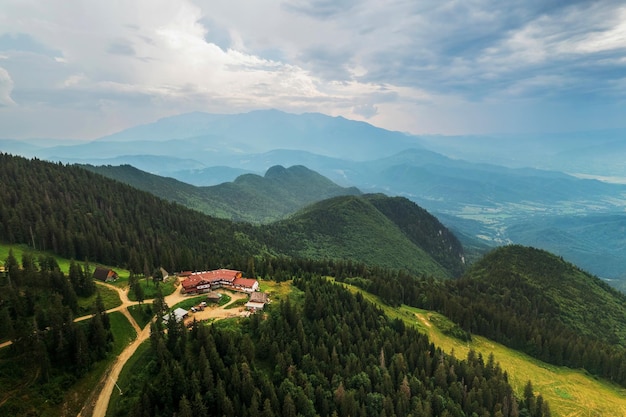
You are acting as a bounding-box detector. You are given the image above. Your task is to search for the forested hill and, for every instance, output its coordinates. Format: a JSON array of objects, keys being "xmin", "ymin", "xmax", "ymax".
[
  {"xmin": 119, "ymin": 275, "xmax": 548, "ymax": 417},
  {"xmin": 364, "ymin": 194, "xmax": 465, "ymax": 277},
  {"xmin": 0, "ymin": 154, "xmax": 464, "ymax": 278},
  {"xmin": 82, "ymin": 163, "xmax": 361, "ymax": 223},
  {"xmin": 463, "ymin": 245, "xmax": 626, "ymax": 346},
  {"xmin": 0, "ymin": 153, "xmax": 265, "ymax": 272},
  {"xmin": 264, "ymin": 195, "xmax": 465, "ymax": 277},
  {"xmin": 433, "ymin": 245, "xmax": 626, "ymax": 385}
]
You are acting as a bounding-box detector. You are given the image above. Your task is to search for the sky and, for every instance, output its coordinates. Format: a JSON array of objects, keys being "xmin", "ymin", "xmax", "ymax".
[{"xmin": 0, "ymin": 0, "xmax": 625, "ymax": 139}]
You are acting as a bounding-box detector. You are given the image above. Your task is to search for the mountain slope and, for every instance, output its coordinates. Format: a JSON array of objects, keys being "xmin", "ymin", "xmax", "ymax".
[
  {"xmin": 0, "ymin": 154, "xmax": 462, "ymax": 279},
  {"xmin": 505, "ymin": 214, "xmax": 626, "ymax": 282},
  {"xmin": 0, "ymin": 153, "xmax": 265, "ymax": 272},
  {"xmin": 433, "ymin": 245, "xmax": 626, "ymax": 385},
  {"xmin": 83, "ymin": 164, "xmax": 361, "ymax": 223},
  {"xmin": 265, "ymin": 194, "xmax": 465, "ymax": 277},
  {"xmin": 464, "ymin": 245, "xmax": 626, "ymax": 345},
  {"xmin": 363, "ymin": 194, "xmax": 466, "ymax": 276},
  {"xmin": 42, "ymin": 109, "xmax": 420, "ymax": 162}
]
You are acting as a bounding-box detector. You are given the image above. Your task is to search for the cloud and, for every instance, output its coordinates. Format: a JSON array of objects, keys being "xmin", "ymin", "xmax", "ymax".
[
  {"xmin": 281, "ymin": 0, "xmax": 359, "ymax": 18},
  {"xmin": 353, "ymin": 103, "xmax": 378, "ymax": 118},
  {"xmin": 0, "ymin": 32, "xmax": 63, "ymax": 57},
  {"xmin": 107, "ymin": 40, "xmax": 136, "ymax": 56},
  {"xmin": 0, "ymin": 0, "xmax": 625, "ymax": 138},
  {"xmin": 0, "ymin": 66, "xmax": 16, "ymax": 106}
]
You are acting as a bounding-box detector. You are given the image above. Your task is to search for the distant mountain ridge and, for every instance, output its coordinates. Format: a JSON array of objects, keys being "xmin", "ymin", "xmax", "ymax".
[
  {"xmin": 93, "ymin": 109, "xmax": 421, "ymax": 160},
  {"xmin": 83, "ymin": 163, "xmax": 361, "ymax": 223}
]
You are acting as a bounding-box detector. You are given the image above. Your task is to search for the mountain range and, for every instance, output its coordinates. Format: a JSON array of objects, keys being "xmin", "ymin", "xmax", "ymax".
[
  {"xmin": 1, "ymin": 109, "xmax": 625, "ymax": 283},
  {"xmin": 0, "ymin": 153, "xmax": 462, "ymax": 278},
  {"xmin": 82, "ymin": 164, "xmax": 361, "ymax": 223}
]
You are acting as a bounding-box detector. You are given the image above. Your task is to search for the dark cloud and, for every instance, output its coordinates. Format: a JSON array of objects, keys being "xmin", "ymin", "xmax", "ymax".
[
  {"xmin": 297, "ymin": 46, "xmax": 354, "ymax": 81},
  {"xmin": 348, "ymin": 0, "xmax": 626, "ymax": 101}
]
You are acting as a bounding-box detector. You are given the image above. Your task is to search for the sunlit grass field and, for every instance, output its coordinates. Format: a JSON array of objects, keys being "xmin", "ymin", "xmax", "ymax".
[{"xmin": 342, "ymin": 281, "xmax": 626, "ymax": 417}]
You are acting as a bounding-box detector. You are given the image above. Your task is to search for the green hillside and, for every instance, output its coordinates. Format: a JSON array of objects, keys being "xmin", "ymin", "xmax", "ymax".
[
  {"xmin": 1, "ymin": 154, "xmax": 463, "ymax": 280},
  {"xmin": 264, "ymin": 195, "xmax": 464, "ymax": 278},
  {"xmin": 0, "ymin": 153, "xmax": 265, "ymax": 273},
  {"xmin": 465, "ymin": 245, "xmax": 626, "ymax": 346},
  {"xmin": 435, "ymin": 245, "xmax": 626, "ymax": 385},
  {"xmin": 109, "ymin": 276, "xmax": 547, "ymax": 417},
  {"xmin": 364, "ymin": 194, "xmax": 466, "ymax": 276},
  {"xmin": 83, "ymin": 163, "xmax": 361, "ymax": 223}
]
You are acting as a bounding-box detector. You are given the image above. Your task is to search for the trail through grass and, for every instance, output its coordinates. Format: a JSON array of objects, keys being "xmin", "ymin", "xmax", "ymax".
[{"xmin": 341, "ymin": 281, "xmax": 626, "ymax": 417}]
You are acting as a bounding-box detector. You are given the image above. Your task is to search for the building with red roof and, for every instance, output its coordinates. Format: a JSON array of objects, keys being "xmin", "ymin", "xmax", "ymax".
[{"xmin": 180, "ymin": 269, "xmax": 258, "ymax": 294}]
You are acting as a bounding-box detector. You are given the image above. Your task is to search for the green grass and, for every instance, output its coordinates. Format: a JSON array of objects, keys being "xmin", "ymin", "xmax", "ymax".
[
  {"xmin": 170, "ymin": 295, "xmax": 208, "ymax": 311},
  {"xmin": 127, "ymin": 279, "xmax": 178, "ymax": 301},
  {"xmin": 105, "ymin": 341, "xmax": 151, "ymax": 417},
  {"xmin": 0, "ymin": 242, "xmax": 132, "ymax": 285},
  {"xmin": 108, "ymin": 311, "xmax": 137, "ymax": 354},
  {"xmin": 339, "ymin": 280, "xmax": 626, "ymax": 417},
  {"xmin": 77, "ymin": 284, "xmax": 122, "ymax": 316},
  {"xmin": 217, "ymin": 294, "xmax": 232, "ymax": 306},
  {"xmin": 127, "ymin": 304, "xmax": 154, "ymax": 330}
]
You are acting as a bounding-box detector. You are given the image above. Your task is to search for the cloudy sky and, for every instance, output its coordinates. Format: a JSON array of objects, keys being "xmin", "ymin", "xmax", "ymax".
[{"xmin": 1, "ymin": 0, "xmax": 625, "ymax": 139}]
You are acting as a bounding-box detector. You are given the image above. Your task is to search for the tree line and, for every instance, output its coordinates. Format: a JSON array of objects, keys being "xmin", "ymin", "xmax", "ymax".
[
  {"xmin": 0, "ymin": 251, "xmax": 113, "ymax": 412},
  {"xmin": 339, "ymin": 246, "xmax": 626, "ymax": 388},
  {"xmin": 119, "ymin": 276, "xmax": 548, "ymax": 417}
]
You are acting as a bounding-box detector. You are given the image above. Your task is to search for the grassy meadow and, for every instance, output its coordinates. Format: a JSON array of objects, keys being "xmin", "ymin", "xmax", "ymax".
[{"xmin": 341, "ymin": 281, "xmax": 626, "ymax": 417}]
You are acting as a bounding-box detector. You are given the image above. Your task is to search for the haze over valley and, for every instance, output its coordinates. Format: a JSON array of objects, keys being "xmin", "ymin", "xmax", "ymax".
[
  {"xmin": 5, "ymin": 109, "xmax": 626, "ymax": 285},
  {"xmin": 2, "ymin": 1, "xmax": 626, "ymax": 416}
]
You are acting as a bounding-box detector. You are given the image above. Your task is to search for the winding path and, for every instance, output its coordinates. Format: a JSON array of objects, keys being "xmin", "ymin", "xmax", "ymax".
[{"xmin": 79, "ymin": 283, "xmax": 247, "ymax": 417}]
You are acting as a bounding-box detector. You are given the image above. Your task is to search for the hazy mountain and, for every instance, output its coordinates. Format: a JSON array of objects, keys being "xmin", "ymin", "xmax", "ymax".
[
  {"xmin": 506, "ymin": 214, "xmax": 626, "ymax": 283},
  {"xmin": 416, "ymin": 129, "xmax": 626, "ymax": 178},
  {"xmin": 0, "ymin": 139, "xmax": 42, "ymax": 156},
  {"xmin": 94, "ymin": 109, "xmax": 421, "ymax": 160},
  {"xmin": 83, "ymin": 163, "xmax": 361, "ymax": 223}
]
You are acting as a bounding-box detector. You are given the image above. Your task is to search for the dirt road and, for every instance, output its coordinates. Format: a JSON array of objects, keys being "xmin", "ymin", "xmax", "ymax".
[{"xmin": 81, "ymin": 286, "xmax": 249, "ymax": 417}]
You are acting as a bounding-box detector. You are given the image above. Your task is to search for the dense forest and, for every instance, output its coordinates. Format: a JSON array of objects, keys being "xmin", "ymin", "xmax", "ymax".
[
  {"xmin": 0, "ymin": 252, "xmax": 113, "ymax": 413},
  {"xmin": 0, "ymin": 154, "xmax": 266, "ymax": 273},
  {"xmin": 118, "ymin": 276, "xmax": 549, "ymax": 417},
  {"xmin": 264, "ymin": 195, "xmax": 464, "ymax": 277},
  {"xmin": 345, "ymin": 246, "xmax": 626, "ymax": 387},
  {"xmin": 0, "ymin": 153, "xmax": 462, "ymax": 278}
]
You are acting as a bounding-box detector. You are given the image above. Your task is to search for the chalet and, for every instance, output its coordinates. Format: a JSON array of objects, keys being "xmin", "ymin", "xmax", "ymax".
[
  {"xmin": 93, "ymin": 267, "xmax": 119, "ymax": 282},
  {"xmin": 180, "ymin": 269, "xmax": 246, "ymax": 294},
  {"xmin": 233, "ymin": 277, "xmax": 260, "ymax": 293},
  {"xmin": 246, "ymin": 292, "xmax": 269, "ymax": 311}
]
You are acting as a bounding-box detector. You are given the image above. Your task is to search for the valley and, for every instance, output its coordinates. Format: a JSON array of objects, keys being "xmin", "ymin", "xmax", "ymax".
[
  {"xmin": 6, "ymin": 110, "xmax": 624, "ymax": 284},
  {"xmin": 2, "ymin": 112, "xmax": 626, "ymax": 417}
]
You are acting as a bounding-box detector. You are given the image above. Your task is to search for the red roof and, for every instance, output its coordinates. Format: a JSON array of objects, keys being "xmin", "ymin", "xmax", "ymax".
[
  {"xmin": 233, "ymin": 277, "xmax": 258, "ymax": 289},
  {"xmin": 181, "ymin": 269, "xmax": 242, "ymax": 290}
]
